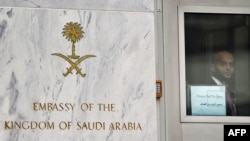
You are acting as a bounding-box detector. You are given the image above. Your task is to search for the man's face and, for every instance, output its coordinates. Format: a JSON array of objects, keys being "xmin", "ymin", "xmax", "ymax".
[{"xmin": 211, "ymin": 51, "xmax": 234, "ymax": 80}]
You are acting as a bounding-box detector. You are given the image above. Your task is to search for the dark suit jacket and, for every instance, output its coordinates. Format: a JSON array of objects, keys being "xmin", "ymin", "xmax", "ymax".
[{"xmin": 208, "ymin": 77, "xmax": 239, "ymax": 116}]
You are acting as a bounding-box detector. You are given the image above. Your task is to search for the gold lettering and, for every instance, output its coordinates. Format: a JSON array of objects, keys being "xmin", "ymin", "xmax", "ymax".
[
  {"xmin": 77, "ymin": 122, "xmax": 105, "ymax": 130},
  {"xmin": 116, "ymin": 122, "xmax": 121, "ymax": 130},
  {"xmin": 98, "ymin": 103, "xmax": 116, "ymax": 112},
  {"xmin": 33, "ymin": 102, "xmax": 38, "ymax": 111},
  {"xmin": 4, "ymin": 121, "xmax": 54, "ymax": 130},
  {"xmin": 48, "ymin": 103, "xmax": 53, "ymax": 111},
  {"xmin": 128, "ymin": 122, "xmax": 133, "ymax": 130},
  {"xmin": 4, "ymin": 121, "xmax": 11, "ymax": 129},
  {"xmin": 109, "ymin": 122, "xmax": 142, "ymax": 130},
  {"xmin": 121, "ymin": 122, "xmax": 128, "ymax": 130},
  {"xmin": 59, "ymin": 103, "xmax": 64, "ymax": 111},
  {"xmin": 33, "ymin": 103, "xmax": 75, "ymax": 111},
  {"xmin": 40, "ymin": 103, "xmax": 47, "ymax": 111},
  {"xmin": 136, "ymin": 123, "xmax": 142, "ymax": 130},
  {"xmin": 109, "ymin": 122, "xmax": 115, "ymax": 130}
]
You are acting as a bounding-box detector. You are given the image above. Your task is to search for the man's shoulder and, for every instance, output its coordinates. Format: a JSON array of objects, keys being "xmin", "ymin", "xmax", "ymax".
[{"xmin": 202, "ymin": 77, "xmax": 218, "ymax": 85}]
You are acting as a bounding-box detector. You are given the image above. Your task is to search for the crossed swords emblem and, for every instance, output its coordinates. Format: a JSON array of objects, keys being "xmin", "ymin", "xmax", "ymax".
[
  {"xmin": 52, "ymin": 53, "xmax": 95, "ymax": 77},
  {"xmin": 52, "ymin": 22, "xmax": 95, "ymax": 77}
]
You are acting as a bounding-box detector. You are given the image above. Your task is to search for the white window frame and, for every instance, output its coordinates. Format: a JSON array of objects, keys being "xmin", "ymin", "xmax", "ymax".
[{"xmin": 178, "ymin": 6, "xmax": 250, "ymax": 123}]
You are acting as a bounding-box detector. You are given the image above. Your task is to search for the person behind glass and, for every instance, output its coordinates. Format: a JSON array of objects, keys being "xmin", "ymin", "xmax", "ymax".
[{"xmin": 210, "ymin": 50, "xmax": 238, "ymax": 116}]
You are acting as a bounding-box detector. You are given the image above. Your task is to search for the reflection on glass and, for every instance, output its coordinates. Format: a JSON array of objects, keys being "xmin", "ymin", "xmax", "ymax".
[{"xmin": 185, "ymin": 13, "xmax": 250, "ymax": 116}]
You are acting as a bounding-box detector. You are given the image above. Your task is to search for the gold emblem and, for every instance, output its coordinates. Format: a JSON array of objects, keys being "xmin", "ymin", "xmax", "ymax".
[{"xmin": 52, "ymin": 22, "xmax": 96, "ymax": 77}]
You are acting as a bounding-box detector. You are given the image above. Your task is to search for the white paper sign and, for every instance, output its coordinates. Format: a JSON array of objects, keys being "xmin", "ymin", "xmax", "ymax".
[{"xmin": 190, "ymin": 85, "xmax": 226, "ymax": 116}]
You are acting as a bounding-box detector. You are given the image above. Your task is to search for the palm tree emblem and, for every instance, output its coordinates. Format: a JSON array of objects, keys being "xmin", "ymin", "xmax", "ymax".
[
  {"xmin": 62, "ymin": 22, "xmax": 84, "ymax": 59},
  {"xmin": 52, "ymin": 22, "xmax": 96, "ymax": 77}
]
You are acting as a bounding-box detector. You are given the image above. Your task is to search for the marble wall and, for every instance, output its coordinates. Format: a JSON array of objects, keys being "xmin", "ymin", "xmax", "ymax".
[
  {"xmin": 0, "ymin": 0, "xmax": 154, "ymax": 11},
  {"xmin": 0, "ymin": 1, "xmax": 156, "ymax": 141}
]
